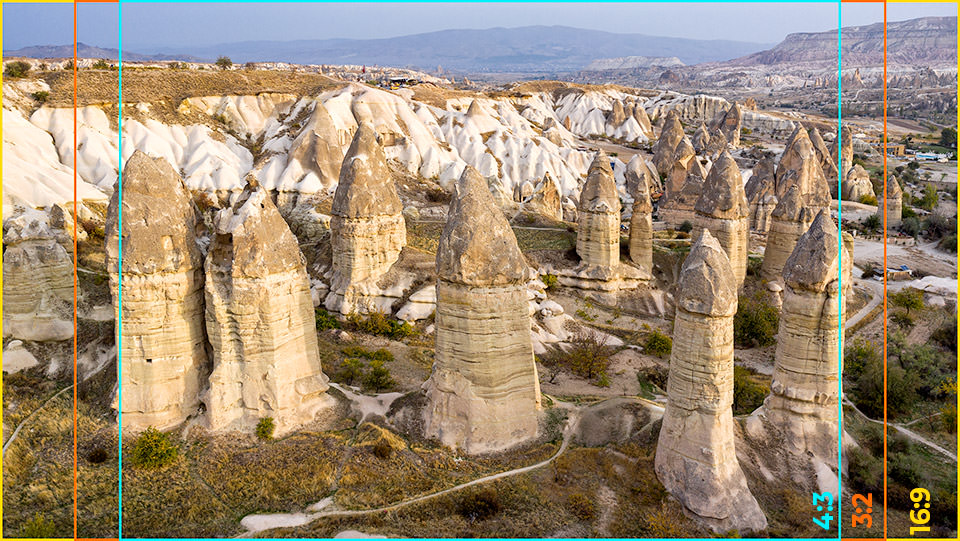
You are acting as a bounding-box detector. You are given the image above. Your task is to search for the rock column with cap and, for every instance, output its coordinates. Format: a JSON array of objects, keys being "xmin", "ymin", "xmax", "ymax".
[
  {"xmin": 878, "ymin": 174, "xmax": 903, "ymax": 228},
  {"xmin": 204, "ymin": 180, "xmax": 330, "ymax": 436},
  {"xmin": 576, "ymin": 153, "xmax": 621, "ymax": 273},
  {"xmin": 628, "ymin": 157, "xmax": 654, "ymax": 274},
  {"xmin": 760, "ymin": 185, "xmax": 817, "ymax": 282},
  {"xmin": 655, "ymin": 231, "xmax": 767, "ymax": 534},
  {"xmin": 422, "ymin": 166, "xmax": 541, "ymax": 454},
  {"xmin": 105, "ymin": 151, "xmax": 208, "ymax": 431},
  {"xmin": 693, "ymin": 151, "xmax": 749, "ymax": 287},
  {"xmin": 327, "ymin": 123, "xmax": 407, "ymax": 314},
  {"xmin": 653, "ymin": 109, "xmax": 684, "ymax": 174}
]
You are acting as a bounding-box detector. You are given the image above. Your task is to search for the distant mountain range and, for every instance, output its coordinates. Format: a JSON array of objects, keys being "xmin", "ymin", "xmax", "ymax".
[{"xmin": 8, "ymin": 26, "xmax": 771, "ymax": 74}]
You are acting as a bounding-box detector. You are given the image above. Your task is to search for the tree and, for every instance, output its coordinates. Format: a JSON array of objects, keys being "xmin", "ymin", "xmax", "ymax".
[
  {"xmin": 889, "ymin": 288, "xmax": 924, "ymax": 315},
  {"xmin": 215, "ymin": 56, "xmax": 233, "ymax": 70},
  {"xmin": 4, "ymin": 61, "xmax": 30, "ymax": 78},
  {"xmin": 940, "ymin": 127, "xmax": 957, "ymax": 149}
]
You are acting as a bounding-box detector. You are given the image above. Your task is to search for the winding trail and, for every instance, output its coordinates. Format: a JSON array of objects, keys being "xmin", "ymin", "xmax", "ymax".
[
  {"xmin": 237, "ymin": 405, "xmax": 582, "ymax": 537},
  {"xmin": 2, "ymin": 385, "xmax": 73, "ymax": 455},
  {"xmin": 843, "ymin": 398, "xmax": 956, "ymax": 461},
  {"xmin": 844, "ymin": 278, "xmax": 883, "ymax": 330}
]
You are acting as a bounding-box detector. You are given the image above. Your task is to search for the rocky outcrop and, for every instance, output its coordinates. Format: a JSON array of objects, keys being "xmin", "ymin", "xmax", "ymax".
[
  {"xmin": 284, "ymin": 103, "xmax": 344, "ymax": 191},
  {"xmin": 745, "ymin": 155, "xmax": 777, "ymax": 234},
  {"xmin": 760, "ymin": 185, "xmax": 816, "ymax": 282},
  {"xmin": 106, "ymin": 151, "xmax": 208, "ymax": 431},
  {"xmin": 525, "ymin": 173, "xmax": 562, "ymax": 221},
  {"xmin": 576, "ymin": 153, "xmax": 622, "ymax": 270},
  {"xmin": 774, "ymin": 126, "xmax": 831, "ymax": 209},
  {"xmin": 878, "ymin": 174, "xmax": 903, "ymax": 228},
  {"xmin": 514, "ymin": 180, "xmax": 535, "ymax": 203},
  {"xmin": 625, "ymin": 155, "xmax": 659, "ymax": 198},
  {"xmin": 693, "ymin": 152, "xmax": 749, "ymax": 287},
  {"xmin": 628, "ymin": 158, "xmax": 654, "ymax": 274},
  {"xmin": 659, "ymin": 136, "xmax": 704, "ymax": 228},
  {"xmin": 630, "ymin": 102, "xmax": 653, "ymax": 136},
  {"xmin": 653, "ymin": 110, "xmax": 684, "ymax": 174},
  {"xmin": 711, "ymin": 103, "xmax": 742, "ymax": 147},
  {"xmin": 809, "ymin": 127, "xmax": 839, "ymax": 184},
  {"xmin": 749, "ymin": 211, "xmax": 849, "ymax": 484},
  {"xmin": 842, "ymin": 164, "xmax": 876, "ymax": 202},
  {"xmin": 692, "ymin": 123, "xmax": 711, "ymax": 153},
  {"xmin": 3, "ymin": 207, "xmax": 74, "ymax": 342},
  {"xmin": 831, "ymin": 126, "xmax": 854, "ymax": 179},
  {"xmin": 655, "ymin": 231, "xmax": 767, "ymax": 534},
  {"xmin": 204, "ymin": 179, "xmax": 331, "ymax": 436},
  {"xmin": 704, "ymin": 128, "xmax": 729, "ymax": 157},
  {"xmin": 422, "ymin": 166, "xmax": 541, "ymax": 454},
  {"xmin": 326, "ymin": 123, "xmax": 407, "ymax": 314}
]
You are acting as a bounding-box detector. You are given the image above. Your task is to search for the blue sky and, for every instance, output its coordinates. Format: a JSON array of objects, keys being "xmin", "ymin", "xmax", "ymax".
[{"xmin": 3, "ymin": 2, "xmax": 955, "ymax": 51}]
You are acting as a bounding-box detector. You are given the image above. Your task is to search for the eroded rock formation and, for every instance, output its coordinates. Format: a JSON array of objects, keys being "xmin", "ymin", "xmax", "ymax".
[
  {"xmin": 809, "ymin": 127, "xmax": 839, "ymax": 184},
  {"xmin": 525, "ymin": 173, "xmax": 562, "ymax": 221},
  {"xmin": 878, "ymin": 174, "xmax": 903, "ymax": 228},
  {"xmin": 745, "ymin": 155, "xmax": 777, "ymax": 234},
  {"xmin": 653, "ymin": 109, "xmax": 685, "ymax": 174},
  {"xmin": 760, "ymin": 185, "xmax": 817, "ymax": 283},
  {"xmin": 628, "ymin": 159, "xmax": 654, "ymax": 274},
  {"xmin": 326, "ymin": 123, "xmax": 407, "ymax": 314},
  {"xmin": 692, "ymin": 123, "xmax": 711, "ymax": 154},
  {"xmin": 3, "ymin": 207, "xmax": 74, "ymax": 342},
  {"xmin": 842, "ymin": 164, "xmax": 876, "ymax": 202},
  {"xmin": 693, "ymin": 151, "xmax": 749, "ymax": 287},
  {"xmin": 204, "ymin": 179, "xmax": 331, "ymax": 435},
  {"xmin": 659, "ymin": 136, "xmax": 705, "ymax": 228},
  {"xmin": 422, "ymin": 166, "xmax": 541, "ymax": 454},
  {"xmin": 655, "ymin": 231, "xmax": 767, "ymax": 534},
  {"xmin": 774, "ymin": 126, "xmax": 831, "ymax": 210},
  {"xmin": 106, "ymin": 151, "xmax": 208, "ymax": 431},
  {"xmin": 712, "ymin": 102, "xmax": 742, "ymax": 147}
]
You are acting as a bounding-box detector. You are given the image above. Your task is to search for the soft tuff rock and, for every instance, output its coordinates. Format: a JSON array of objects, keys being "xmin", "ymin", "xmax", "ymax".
[
  {"xmin": 106, "ymin": 151, "xmax": 208, "ymax": 431},
  {"xmin": 422, "ymin": 166, "xmax": 541, "ymax": 454},
  {"xmin": 842, "ymin": 164, "xmax": 876, "ymax": 202},
  {"xmin": 525, "ymin": 173, "xmax": 563, "ymax": 221},
  {"xmin": 809, "ymin": 127, "xmax": 839, "ymax": 184},
  {"xmin": 774, "ymin": 127, "xmax": 831, "ymax": 210},
  {"xmin": 831, "ymin": 126, "xmax": 854, "ymax": 180},
  {"xmin": 693, "ymin": 152, "xmax": 749, "ymax": 287},
  {"xmin": 655, "ymin": 231, "xmax": 767, "ymax": 534},
  {"xmin": 653, "ymin": 110, "xmax": 685, "ymax": 175},
  {"xmin": 659, "ymin": 136, "xmax": 705, "ymax": 228},
  {"xmin": 628, "ymin": 157, "xmax": 654, "ymax": 274},
  {"xmin": 878, "ymin": 174, "xmax": 903, "ymax": 228},
  {"xmin": 326, "ymin": 123, "xmax": 407, "ymax": 314},
  {"xmin": 3, "ymin": 207, "xmax": 74, "ymax": 342},
  {"xmin": 204, "ymin": 179, "xmax": 330, "ymax": 436},
  {"xmin": 711, "ymin": 103, "xmax": 742, "ymax": 147},
  {"xmin": 751, "ymin": 211, "xmax": 849, "ymax": 485},
  {"xmin": 576, "ymin": 153, "xmax": 622, "ymax": 270},
  {"xmin": 745, "ymin": 155, "xmax": 777, "ymax": 235},
  {"xmin": 760, "ymin": 185, "xmax": 817, "ymax": 283},
  {"xmin": 692, "ymin": 123, "xmax": 711, "ymax": 154}
]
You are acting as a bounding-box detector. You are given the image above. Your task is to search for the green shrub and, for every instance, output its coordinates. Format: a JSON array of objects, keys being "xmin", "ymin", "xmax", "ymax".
[
  {"xmin": 567, "ymin": 492, "xmax": 597, "ymax": 520},
  {"xmin": 939, "ymin": 233, "xmax": 957, "ymax": 253},
  {"xmin": 890, "ymin": 287, "xmax": 924, "ymax": 314},
  {"xmin": 315, "ymin": 308, "xmax": 341, "ymax": 331},
  {"xmin": 890, "ymin": 310, "xmax": 915, "ymax": 330},
  {"xmin": 131, "ymin": 427, "xmax": 178, "ymax": 469},
  {"xmin": 862, "ymin": 214, "xmax": 882, "ymax": 231},
  {"xmin": 846, "ymin": 447, "xmax": 882, "ymax": 495},
  {"xmin": 678, "ymin": 220, "xmax": 693, "ymax": 233},
  {"xmin": 349, "ymin": 311, "xmax": 414, "ymax": 340},
  {"xmin": 734, "ymin": 293, "xmax": 779, "ymax": 348},
  {"xmin": 87, "ymin": 447, "xmax": 109, "ymax": 463},
  {"xmin": 18, "ymin": 513, "xmax": 56, "ymax": 538},
  {"xmin": 457, "ymin": 487, "xmax": 501, "ymax": 521},
  {"xmin": 255, "ymin": 417, "xmax": 275, "ymax": 441},
  {"xmin": 643, "ymin": 330, "xmax": 672, "ymax": 358},
  {"xmin": 564, "ymin": 330, "xmax": 614, "ymax": 382},
  {"xmin": 900, "ymin": 216, "xmax": 922, "ymax": 237},
  {"xmin": 732, "ymin": 365, "xmax": 768, "ymax": 416},
  {"xmin": 362, "ymin": 360, "xmax": 396, "ymax": 392},
  {"xmin": 342, "ymin": 346, "xmax": 393, "ymax": 363},
  {"xmin": 215, "ymin": 56, "xmax": 233, "ymax": 70},
  {"xmin": 541, "ymin": 273, "xmax": 559, "ymax": 290},
  {"xmin": 4, "ymin": 61, "xmax": 30, "ymax": 78},
  {"xmin": 334, "ymin": 357, "xmax": 365, "ymax": 386},
  {"xmin": 30, "ymin": 90, "xmax": 49, "ymax": 104},
  {"xmin": 92, "ymin": 58, "xmax": 111, "ymax": 70},
  {"xmin": 371, "ymin": 440, "xmax": 393, "ymax": 459},
  {"xmin": 858, "ymin": 194, "xmax": 878, "ymax": 206},
  {"xmin": 917, "ymin": 184, "xmax": 939, "ymax": 211},
  {"xmin": 746, "ymin": 256, "xmax": 762, "ymax": 277},
  {"xmin": 902, "ymin": 204, "xmax": 917, "ymax": 219}
]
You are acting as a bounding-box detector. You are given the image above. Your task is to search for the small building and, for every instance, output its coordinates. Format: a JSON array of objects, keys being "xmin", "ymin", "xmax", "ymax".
[{"xmin": 886, "ymin": 265, "xmax": 913, "ymax": 281}]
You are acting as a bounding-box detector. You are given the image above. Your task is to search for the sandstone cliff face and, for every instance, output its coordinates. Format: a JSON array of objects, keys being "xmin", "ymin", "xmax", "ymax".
[
  {"xmin": 655, "ymin": 231, "xmax": 767, "ymax": 534},
  {"xmin": 842, "ymin": 164, "xmax": 876, "ymax": 202},
  {"xmin": 423, "ymin": 166, "xmax": 540, "ymax": 454},
  {"xmin": 693, "ymin": 152, "xmax": 749, "ymax": 287},
  {"xmin": 3, "ymin": 207, "xmax": 74, "ymax": 342},
  {"xmin": 760, "ymin": 185, "xmax": 817, "ymax": 282},
  {"xmin": 878, "ymin": 174, "xmax": 903, "ymax": 227},
  {"xmin": 628, "ymin": 159, "xmax": 654, "ymax": 274},
  {"xmin": 752, "ymin": 211, "xmax": 849, "ymax": 482},
  {"xmin": 653, "ymin": 110, "xmax": 684, "ymax": 174},
  {"xmin": 774, "ymin": 127, "xmax": 831, "ymax": 210},
  {"xmin": 106, "ymin": 151, "xmax": 208, "ymax": 431},
  {"xmin": 326, "ymin": 123, "xmax": 407, "ymax": 314},
  {"xmin": 576, "ymin": 153, "xmax": 621, "ymax": 271},
  {"xmin": 204, "ymin": 180, "xmax": 330, "ymax": 436}
]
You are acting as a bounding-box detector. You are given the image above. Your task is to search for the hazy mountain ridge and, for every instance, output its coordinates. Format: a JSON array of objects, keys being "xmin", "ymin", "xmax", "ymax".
[{"xmin": 6, "ymin": 42, "xmax": 204, "ymax": 63}]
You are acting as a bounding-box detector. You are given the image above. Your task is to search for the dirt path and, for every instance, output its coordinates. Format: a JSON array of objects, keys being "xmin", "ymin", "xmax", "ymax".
[
  {"xmin": 2, "ymin": 385, "xmax": 73, "ymax": 455},
  {"xmin": 845, "ymin": 279, "xmax": 883, "ymax": 330},
  {"xmin": 236, "ymin": 403, "xmax": 583, "ymax": 537},
  {"xmin": 843, "ymin": 398, "xmax": 956, "ymax": 462}
]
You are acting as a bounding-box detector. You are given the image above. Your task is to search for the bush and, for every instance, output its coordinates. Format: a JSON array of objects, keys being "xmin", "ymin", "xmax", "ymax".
[
  {"xmin": 362, "ymin": 360, "xmax": 396, "ymax": 392},
  {"xmin": 746, "ymin": 256, "xmax": 762, "ymax": 277},
  {"xmin": 371, "ymin": 440, "xmax": 393, "ymax": 459},
  {"xmin": 643, "ymin": 330, "xmax": 672, "ymax": 358},
  {"xmin": 215, "ymin": 56, "xmax": 233, "ymax": 70},
  {"xmin": 846, "ymin": 447, "xmax": 883, "ymax": 495},
  {"xmin": 890, "ymin": 310, "xmax": 915, "ymax": 330},
  {"xmin": 678, "ymin": 220, "xmax": 693, "ymax": 233},
  {"xmin": 4, "ymin": 60, "xmax": 30, "ymax": 78},
  {"xmin": 334, "ymin": 357, "xmax": 364, "ymax": 386},
  {"xmin": 342, "ymin": 346, "xmax": 393, "ymax": 363},
  {"xmin": 861, "ymin": 265, "xmax": 878, "ymax": 279},
  {"xmin": 902, "ymin": 204, "xmax": 917, "ymax": 219},
  {"xmin": 567, "ymin": 492, "xmax": 597, "ymax": 520},
  {"xmin": 30, "ymin": 91, "xmax": 49, "ymax": 104},
  {"xmin": 862, "ymin": 214, "xmax": 881, "ymax": 231},
  {"xmin": 92, "ymin": 58, "xmax": 111, "ymax": 70},
  {"xmin": 932, "ymin": 316, "xmax": 957, "ymax": 350},
  {"xmin": 939, "ymin": 233, "xmax": 957, "ymax": 253},
  {"xmin": 732, "ymin": 365, "xmax": 769, "ymax": 415},
  {"xmin": 87, "ymin": 447, "xmax": 108, "ymax": 464},
  {"xmin": 18, "ymin": 513, "xmax": 56, "ymax": 538},
  {"xmin": 563, "ymin": 330, "xmax": 614, "ymax": 382},
  {"xmin": 859, "ymin": 194, "xmax": 878, "ymax": 206},
  {"xmin": 900, "ymin": 216, "xmax": 922, "ymax": 237},
  {"xmin": 541, "ymin": 273, "xmax": 559, "ymax": 290},
  {"xmin": 255, "ymin": 417, "xmax": 275, "ymax": 440},
  {"xmin": 734, "ymin": 293, "xmax": 779, "ymax": 348},
  {"xmin": 457, "ymin": 487, "xmax": 501, "ymax": 521},
  {"xmin": 917, "ymin": 184, "xmax": 939, "ymax": 211},
  {"xmin": 890, "ymin": 288, "xmax": 924, "ymax": 314},
  {"xmin": 131, "ymin": 427, "xmax": 178, "ymax": 469},
  {"xmin": 315, "ymin": 308, "xmax": 341, "ymax": 331},
  {"xmin": 349, "ymin": 311, "xmax": 414, "ymax": 340}
]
